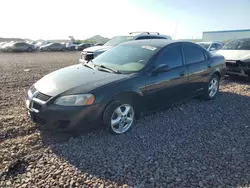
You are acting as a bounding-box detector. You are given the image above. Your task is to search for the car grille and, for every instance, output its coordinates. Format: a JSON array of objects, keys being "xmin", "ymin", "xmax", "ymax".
[
  {"xmin": 29, "ymin": 85, "xmax": 51, "ymax": 102},
  {"xmin": 35, "ymin": 92, "xmax": 51, "ymax": 102}
]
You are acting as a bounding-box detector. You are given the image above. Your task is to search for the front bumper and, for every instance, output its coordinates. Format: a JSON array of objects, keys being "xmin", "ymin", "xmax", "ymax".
[
  {"xmin": 226, "ymin": 60, "xmax": 250, "ymax": 77},
  {"xmin": 25, "ymin": 89, "xmax": 105, "ymax": 131}
]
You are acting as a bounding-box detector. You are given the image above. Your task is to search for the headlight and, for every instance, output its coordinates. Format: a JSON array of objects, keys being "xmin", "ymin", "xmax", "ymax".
[{"xmin": 54, "ymin": 94, "xmax": 95, "ymax": 106}]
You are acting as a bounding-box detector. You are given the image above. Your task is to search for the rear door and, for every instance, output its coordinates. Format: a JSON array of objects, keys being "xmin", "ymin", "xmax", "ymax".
[
  {"xmin": 182, "ymin": 43, "xmax": 211, "ymax": 95},
  {"xmin": 144, "ymin": 43, "xmax": 189, "ymax": 111}
]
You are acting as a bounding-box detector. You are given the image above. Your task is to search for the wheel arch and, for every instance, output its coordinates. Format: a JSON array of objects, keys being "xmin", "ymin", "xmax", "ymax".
[
  {"xmin": 208, "ymin": 69, "xmax": 221, "ymax": 81},
  {"xmin": 103, "ymin": 90, "xmax": 144, "ymax": 120}
]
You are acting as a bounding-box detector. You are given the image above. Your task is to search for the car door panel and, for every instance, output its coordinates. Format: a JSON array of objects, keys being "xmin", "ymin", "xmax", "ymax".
[
  {"xmin": 144, "ymin": 67, "xmax": 188, "ymax": 111},
  {"xmin": 143, "ymin": 44, "xmax": 189, "ymax": 111},
  {"xmin": 182, "ymin": 43, "xmax": 210, "ymax": 95}
]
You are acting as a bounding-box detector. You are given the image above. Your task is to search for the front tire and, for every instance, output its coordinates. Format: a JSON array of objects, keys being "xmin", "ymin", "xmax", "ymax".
[
  {"xmin": 202, "ymin": 74, "xmax": 220, "ymax": 100},
  {"xmin": 103, "ymin": 102, "xmax": 135, "ymax": 134}
]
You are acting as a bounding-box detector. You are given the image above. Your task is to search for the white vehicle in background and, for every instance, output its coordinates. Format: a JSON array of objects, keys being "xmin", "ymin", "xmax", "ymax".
[
  {"xmin": 0, "ymin": 41, "xmax": 15, "ymax": 51},
  {"xmin": 34, "ymin": 41, "xmax": 51, "ymax": 50},
  {"xmin": 197, "ymin": 41, "xmax": 223, "ymax": 52},
  {"xmin": 79, "ymin": 31, "xmax": 172, "ymax": 62},
  {"xmin": 216, "ymin": 38, "xmax": 250, "ymax": 79}
]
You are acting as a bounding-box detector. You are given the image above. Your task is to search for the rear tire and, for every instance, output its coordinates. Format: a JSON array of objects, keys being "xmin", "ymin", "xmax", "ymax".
[
  {"xmin": 103, "ymin": 101, "xmax": 135, "ymax": 134},
  {"xmin": 202, "ymin": 74, "xmax": 220, "ymax": 100}
]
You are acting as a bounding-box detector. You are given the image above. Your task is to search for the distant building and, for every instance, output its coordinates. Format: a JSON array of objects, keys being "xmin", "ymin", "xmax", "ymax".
[{"xmin": 202, "ymin": 29, "xmax": 250, "ymax": 42}]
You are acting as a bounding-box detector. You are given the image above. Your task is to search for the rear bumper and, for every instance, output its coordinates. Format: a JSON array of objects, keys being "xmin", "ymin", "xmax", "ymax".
[{"xmin": 27, "ymin": 103, "xmax": 105, "ymax": 131}]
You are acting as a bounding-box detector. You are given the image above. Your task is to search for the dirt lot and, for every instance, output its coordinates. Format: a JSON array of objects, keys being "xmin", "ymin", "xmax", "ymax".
[{"xmin": 0, "ymin": 52, "xmax": 250, "ymax": 188}]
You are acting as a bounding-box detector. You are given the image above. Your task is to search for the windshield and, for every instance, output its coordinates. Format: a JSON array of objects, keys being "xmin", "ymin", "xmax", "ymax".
[
  {"xmin": 197, "ymin": 43, "xmax": 210, "ymax": 49},
  {"xmin": 92, "ymin": 44, "xmax": 159, "ymax": 72},
  {"xmin": 222, "ymin": 39, "xmax": 250, "ymax": 50},
  {"xmin": 104, "ymin": 36, "xmax": 135, "ymax": 46}
]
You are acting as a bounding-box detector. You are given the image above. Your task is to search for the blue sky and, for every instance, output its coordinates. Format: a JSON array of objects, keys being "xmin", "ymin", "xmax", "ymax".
[{"xmin": 0, "ymin": 0, "xmax": 249, "ymax": 40}]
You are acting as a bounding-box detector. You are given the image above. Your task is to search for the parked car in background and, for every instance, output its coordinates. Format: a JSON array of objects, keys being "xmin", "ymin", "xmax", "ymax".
[
  {"xmin": 35, "ymin": 41, "xmax": 51, "ymax": 50},
  {"xmin": 75, "ymin": 43, "xmax": 93, "ymax": 51},
  {"xmin": 197, "ymin": 42, "xmax": 223, "ymax": 52},
  {"xmin": 79, "ymin": 31, "xmax": 172, "ymax": 62},
  {"xmin": 216, "ymin": 38, "xmax": 250, "ymax": 79},
  {"xmin": 39, "ymin": 43, "xmax": 66, "ymax": 51},
  {"xmin": 0, "ymin": 42, "xmax": 35, "ymax": 52},
  {"xmin": 94, "ymin": 43, "xmax": 103, "ymax": 46},
  {"xmin": 0, "ymin": 42, "xmax": 7, "ymax": 47},
  {"xmin": 66, "ymin": 42, "xmax": 80, "ymax": 51},
  {"xmin": 26, "ymin": 40, "xmax": 225, "ymax": 134}
]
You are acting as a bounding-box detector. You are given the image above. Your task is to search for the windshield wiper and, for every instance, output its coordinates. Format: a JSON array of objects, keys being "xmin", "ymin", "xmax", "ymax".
[
  {"xmin": 82, "ymin": 61, "xmax": 97, "ymax": 70},
  {"xmin": 95, "ymin": 64, "xmax": 120, "ymax": 74}
]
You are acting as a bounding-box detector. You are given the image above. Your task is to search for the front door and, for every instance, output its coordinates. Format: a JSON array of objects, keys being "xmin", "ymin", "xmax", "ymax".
[{"xmin": 143, "ymin": 44, "xmax": 189, "ymax": 111}]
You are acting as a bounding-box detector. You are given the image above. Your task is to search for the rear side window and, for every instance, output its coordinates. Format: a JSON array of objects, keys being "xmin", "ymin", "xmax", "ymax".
[
  {"xmin": 182, "ymin": 44, "xmax": 206, "ymax": 64},
  {"xmin": 154, "ymin": 45, "xmax": 183, "ymax": 69}
]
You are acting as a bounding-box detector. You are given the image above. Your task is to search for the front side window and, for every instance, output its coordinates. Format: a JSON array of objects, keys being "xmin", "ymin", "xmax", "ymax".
[
  {"xmin": 104, "ymin": 36, "xmax": 134, "ymax": 46},
  {"xmin": 153, "ymin": 45, "xmax": 183, "ymax": 69},
  {"xmin": 183, "ymin": 44, "xmax": 206, "ymax": 64},
  {"xmin": 92, "ymin": 44, "xmax": 159, "ymax": 72}
]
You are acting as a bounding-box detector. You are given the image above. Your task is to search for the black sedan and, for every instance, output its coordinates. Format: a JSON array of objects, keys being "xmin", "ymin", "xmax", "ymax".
[{"xmin": 26, "ymin": 40, "xmax": 226, "ymax": 134}]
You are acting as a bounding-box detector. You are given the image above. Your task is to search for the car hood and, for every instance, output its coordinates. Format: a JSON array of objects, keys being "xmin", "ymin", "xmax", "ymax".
[
  {"xmin": 216, "ymin": 50, "xmax": 250, "ymax": 61},
  {"xmin": 83, "ymin": 45, "xmax": 112, "ymax": 52},
  {"xmin": 34, "ymin": 64, "xmax": 129, "ymax": 97}
]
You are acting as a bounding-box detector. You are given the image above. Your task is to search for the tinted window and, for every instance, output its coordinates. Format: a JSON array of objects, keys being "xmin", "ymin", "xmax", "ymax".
[
  {"xmin": 136, "ymin": 36, "xmax": 151, "ymax": 40},
  {"xmin": 15, "ymin": 43, "xmax": 27, "ymax": 47},
  {"xmin": 154, "ymin": 36, "xmax": 167, "ymax": 39},
  {"xmin": 183, "ymin": 44, "xmax": 206, "ymax": 64},
  {"xmin": 154, "ymin": 45, "xmax": 183, "ymax": 69}
]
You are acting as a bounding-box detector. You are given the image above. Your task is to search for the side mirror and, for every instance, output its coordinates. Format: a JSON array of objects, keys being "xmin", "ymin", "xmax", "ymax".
[
  {"xmin": 210, "ymin": 47, "xmax": 216, "ymax": 51},
  {"xmin": 151, "ymin": 64, "xmax": 169, "ymax": 75},
  {"xmin": 84, "ymin": 52, "xmax": 94, "ymax": 61}
]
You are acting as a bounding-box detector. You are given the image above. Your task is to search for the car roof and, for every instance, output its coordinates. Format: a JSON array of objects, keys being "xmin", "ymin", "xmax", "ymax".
[
  {"xmin": 117, "ymin": 32, "xmax": 171, "ymax": 39},
  {"xmin": 120, "ymin": 39, "xmax": 192, "ymax": 48}
]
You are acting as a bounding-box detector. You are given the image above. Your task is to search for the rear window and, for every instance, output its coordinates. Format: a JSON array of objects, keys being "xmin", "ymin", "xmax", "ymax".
[{"xmin": 104, "ymin": 36, "xmax": 134, "ymax": 46}]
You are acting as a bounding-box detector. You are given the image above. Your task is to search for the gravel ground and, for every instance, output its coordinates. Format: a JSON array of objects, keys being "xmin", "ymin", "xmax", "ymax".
[{"xmin": 0, "ymin": 52, "xmax": 250, "ymax": 188}]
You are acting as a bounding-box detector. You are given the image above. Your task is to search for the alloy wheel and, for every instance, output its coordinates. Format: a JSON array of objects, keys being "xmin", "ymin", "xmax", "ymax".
[
  {"xmin": 208, "ymin": 77, "xmax": 218, "ymax": 98},
  {"xmin": 110, "ymin": 104, "xmax": 135, "ymax": 134}
]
